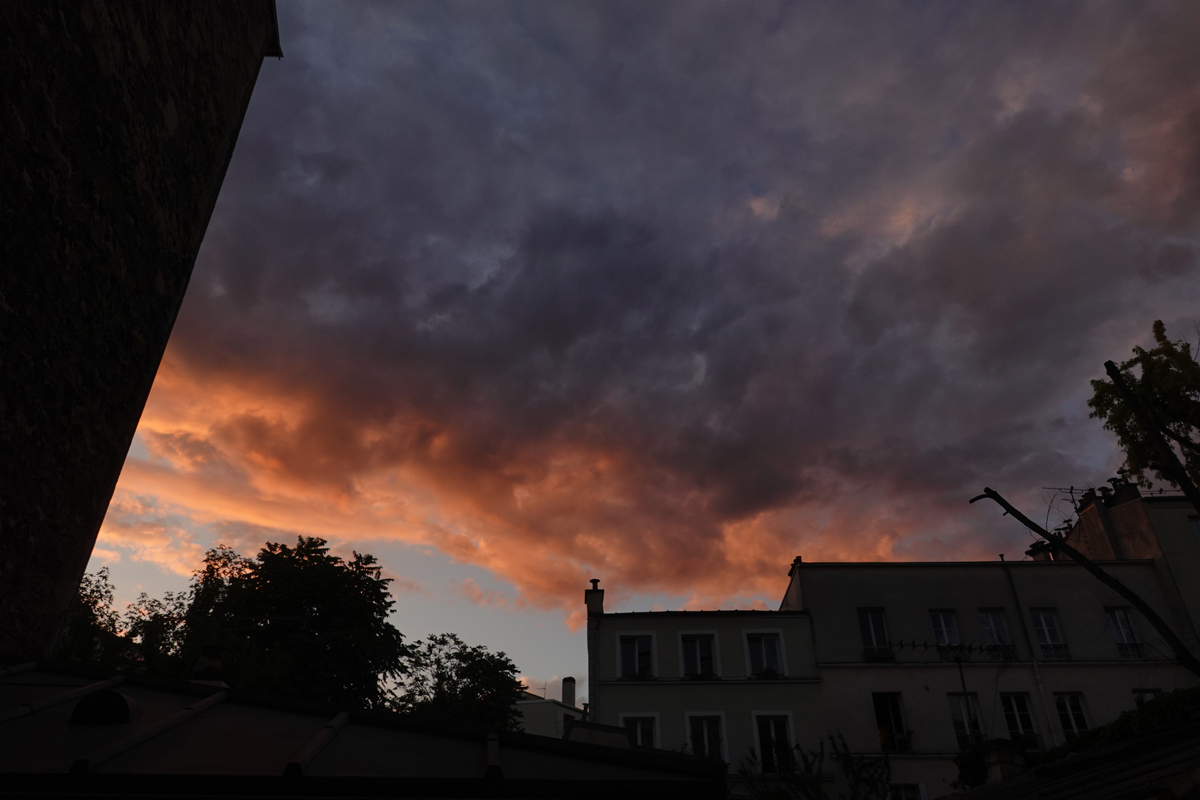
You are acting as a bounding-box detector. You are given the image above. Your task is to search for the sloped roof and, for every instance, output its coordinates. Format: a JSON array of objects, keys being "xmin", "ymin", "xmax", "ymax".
[{"xmin": 0, "ymin": 662, "xmax": 724, "ymax": 798}]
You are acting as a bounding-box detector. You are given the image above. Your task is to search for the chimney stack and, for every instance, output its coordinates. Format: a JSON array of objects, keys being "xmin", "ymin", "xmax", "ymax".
[
  {"xmin": 585, "ymin": 579, "xmax": 604, "ymax": 616},
  {"xmin": 562, "ymin": 676, "xmax": 576, "ymax": 709}
]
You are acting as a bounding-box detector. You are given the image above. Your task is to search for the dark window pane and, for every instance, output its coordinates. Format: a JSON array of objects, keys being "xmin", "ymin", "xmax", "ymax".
[
  {"xmin": 873, "ymin": 693, "xmax": 909, "ymax": 752},
  {"xmin": 756, "ymin": 715, "xmax": 792, "ymax": 772},
  {"xmin": 624, "ymin": 716, "xmax": 655, "ymax": 747},
  {"xmin": 620, "ymin": 636, "xmax": 653, "ymax": 677},
  {"xmin": 682, "ymin": 635, "xmax": 716, "ymax": 677},
  {"xmin": 948, "ymin": 693, "xmax": 983, "ymax": 748},
  {"xmin": 860, "ymin": 609, "xmax": 893, "ymax": 660},
  {"xmin": 689, "ymin": 716, "xmax": 723, "ymax": 761},
  {"xmin": 698, "ymin": 636, "xmax": 714, "ymax": 675},
  {"xmin": 1054, "ymin": 693, "xmax": 1088, "ymax": 740},
  {"xmin": 748, "ymin": 634, "xmax": 782, "ymax": 676}
]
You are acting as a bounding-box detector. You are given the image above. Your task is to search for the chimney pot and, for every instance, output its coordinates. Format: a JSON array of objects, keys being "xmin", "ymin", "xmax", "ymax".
[
  {"xmin": 562, "ymin": 676, "xmax": 576, "ymax": 709},
  {"xmin": 585, "ymin": 580, "xmax": 604, "ymax": 615}
]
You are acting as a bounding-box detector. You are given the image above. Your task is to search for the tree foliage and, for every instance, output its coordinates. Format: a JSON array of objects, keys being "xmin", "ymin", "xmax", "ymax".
[
  {"xmin": 1089, "ymin": 320, "xmax": 1200, "ymax": 489},
  {"xmin": 391, "ymin": 633, "xmax": 524, "ymax": 731},
  {"xmin": 180, "ymin": 538, "xmax": 407, "ymax": 708},
  {"xmin": 53, "ymin": 538, "xmax": 523, "ymax": 725},
  {"xmin": 52, "ymin": 567, "xmax": 126, "ymax": 666}
]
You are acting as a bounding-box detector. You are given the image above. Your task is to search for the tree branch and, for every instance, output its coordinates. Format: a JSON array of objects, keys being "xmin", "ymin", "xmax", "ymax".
[{"xmin": 970, "ymin": 487, "xmax": 1200, "ymax": 679}]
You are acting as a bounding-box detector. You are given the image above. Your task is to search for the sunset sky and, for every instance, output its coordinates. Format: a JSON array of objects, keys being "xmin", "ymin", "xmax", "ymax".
[{"xmin": 89, "ymin": 1, "xmax": 1200, "ymax": 702}]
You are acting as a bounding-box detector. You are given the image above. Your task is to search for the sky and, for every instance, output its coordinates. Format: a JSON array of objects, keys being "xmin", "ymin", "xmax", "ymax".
[{"xmin": 89, "ymin": 1, "xmax": 1200, "ymax": 703}]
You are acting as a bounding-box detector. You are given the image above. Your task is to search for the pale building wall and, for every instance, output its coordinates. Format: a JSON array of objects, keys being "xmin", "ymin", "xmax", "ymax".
[
  {"xmin": 516, "ymin": 697, "xmax": 585, "ymax": 738},
  {"xmin": 587, "ymin": 552, "xmax": 1199, "ymax": 798},
  {"xmin": 591, "ymin": 611, "xmax": 818, "ymax": 762}
]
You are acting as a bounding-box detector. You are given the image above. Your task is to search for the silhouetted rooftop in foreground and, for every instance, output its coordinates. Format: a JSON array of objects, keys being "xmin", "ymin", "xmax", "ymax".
[{"xmin": 0, "ymin": 662, "xmax": 724, "ymax": 799}]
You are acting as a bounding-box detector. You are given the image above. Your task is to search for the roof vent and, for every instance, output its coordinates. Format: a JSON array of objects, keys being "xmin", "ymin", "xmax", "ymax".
[{"xmin": 70, "ymin": 689, "xmax": 138, "ymax": 724}]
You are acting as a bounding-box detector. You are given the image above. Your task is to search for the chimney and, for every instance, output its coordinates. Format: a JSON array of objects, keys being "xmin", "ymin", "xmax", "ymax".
[
  {"xmin": 585, "ymin": 580, "xmax": 603, "ymax": 721},
  {"xmin": 585, "ymin": 579, "xmax": 604, "ymax": 616},
  {"xmin": 562, "ymin": 676, "xmax": 576, "ymax": 709}
]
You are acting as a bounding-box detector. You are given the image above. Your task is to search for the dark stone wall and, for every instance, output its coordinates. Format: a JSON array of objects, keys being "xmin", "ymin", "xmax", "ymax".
[{"xmin": 0, "ymin": 2, "xmax": 280, "ymax": 660}]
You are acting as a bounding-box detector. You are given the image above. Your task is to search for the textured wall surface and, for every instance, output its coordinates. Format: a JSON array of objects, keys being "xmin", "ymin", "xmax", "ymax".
[{"xmin": 0, "ymin": 1, "xmax": 280, "ymax": 660}]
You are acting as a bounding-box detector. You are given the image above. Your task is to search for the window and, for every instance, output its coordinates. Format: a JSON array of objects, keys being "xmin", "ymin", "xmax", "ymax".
[
  {"xmin": 930, "ymin": 611, "xmax": 960, "ymax": 645},
  {"xmin": 931, "ymin": 610, "xmax": 965, "ymax": 661},
  {"xmin": 1031, "ymin": 609, "xmax": 1069, "ymax": 659},
  {"xmin": 1054, "ymin": 693, "xmax": 1088, "ymax": 740},
  {"xmin": 1133, "ymin": 689, "xmax": 1162, "ymax": 708},
  {"xmin": 681, "ymin": 634, "xmax": 717, "ymax": 678},
  {"xmin": 688, "ymin": 715, "xmax": 724, "ymax": 762},
  {"xmin": 890, "ymin": 786, "xmax": 922, "ymax": 800},
  {"xmin": 623, "ymin": 715, "xmax": 656, "ymax": 748},
  {"xmin": 754, "ymin": 714, "xmax": 793, "ymax": 773},
  {"xmin": 746, "ymin": 633, "xmax": 783, "ymax": 677},
  {"xmin": 1106, "ymin": 607, "xmax": 1141, "ymax": 658},
  {"xmin": 1000, "ymin": 693, "xmax": 1038, "ymax": 748},
  {"xmin": 859, "ymin": 608, "xmax": 893, "ymax": 661},
  {"xmin": 872, "ymin": 693, "xmax": 910, "ymax": 753},
  {"xmin": 619, "ymin": 635, "xmax": 654, "ymax": 678},
  {"xmin": 948, "ymin": 693, "xmax": 984, "ymax": 748},
  {"xmin": 980, "ymin": 608, "xmax": 1015, "ymax": 659}
]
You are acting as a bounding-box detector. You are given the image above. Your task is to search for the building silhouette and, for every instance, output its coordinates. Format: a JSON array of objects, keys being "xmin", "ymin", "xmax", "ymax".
[{"xmin": 0, "ymin": 3, "xmax": 281, "ymax": 661}]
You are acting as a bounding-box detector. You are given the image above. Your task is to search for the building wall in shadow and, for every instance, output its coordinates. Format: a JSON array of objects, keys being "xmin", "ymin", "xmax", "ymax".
[{"xmin": 0, "ymin": 2, "xmax": 282, "ymax": 660}]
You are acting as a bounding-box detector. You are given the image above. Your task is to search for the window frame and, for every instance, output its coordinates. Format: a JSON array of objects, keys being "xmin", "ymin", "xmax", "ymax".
[
  {"xmin": 750, "ymin": 710, "xmax": 795, "ymax": 773},
  {"xmin": 999, "ymin": 692, "xmax": 1038, "ymax": 747},
  {"xmin": 743, "ymin": 628, "xmax": 788, "ymax": 678},
  {"xmin": 979, "ymin": 608, "xmax": 1011, "ymax": 645},
  {"xmin": 1053, "ymin": 692, "xmax": 1088, "ymax": 740},
  {"xmin": 678, "ymin": 629, "xmax": 721, "ymax": 679},
  {"xmin": 872, "ymin": 692, "xmax": 911, "ymax": 753},
  {"xmin": 947, "ymin": 692, "xmax": 984, "ymax": 748},
  {"xmin": 1030, "ymin": 608, "xmax": 1069, "ymax": 659},
  {"xmin": 859, "ymin": 607, "xmax": 894, "ymax": 661},
  {"xmin": 929, "ymin": 609, "xmax": 961, "ymax": 646},
  {"xmin": 616, "ymin": 631, "xmax": 658, "ymax": 679},
  {"xmin": 618, "ymin": 712, "xmax": 660, "ymax": 748},
  {"xmin": 684, "ymin": 710, "xmax": 728, "ymax": 762},
  {"xmin": 1105, "ymin": 606, "xmax": 1142, "ymax": 657}
]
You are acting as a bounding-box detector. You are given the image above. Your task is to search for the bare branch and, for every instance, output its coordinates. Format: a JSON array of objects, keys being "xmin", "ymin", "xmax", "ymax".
[{"xmin": 972, "ymin": 487, "xmax": 1200, "ymax": 679}]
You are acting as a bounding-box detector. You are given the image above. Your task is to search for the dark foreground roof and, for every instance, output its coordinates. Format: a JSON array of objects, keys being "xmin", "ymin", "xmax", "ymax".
[
  {"xmin": 950, "ymin": 722, "xmax": 1200, "ymax": 800},
  {"xmin": 0, "ymin": 663, "xmax": 724, "ymax": 799}
]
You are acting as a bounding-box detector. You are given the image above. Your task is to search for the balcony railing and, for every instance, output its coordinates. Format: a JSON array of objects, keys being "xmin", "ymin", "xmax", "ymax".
[
  {"xmin": 863, "ymin": 646, "xmax": 895, "ymax": 662},
  {"xmin": 985, "ymin": 644, "xmax": 1017, "ymax": 661},
  {"xmin": 1117, "ymin": 642, "xmax": 1143, "ymax": 659},
  {"xmin": 1040, "ymin": 643, "xmax": 1070, "ymax": 660},
  {"xmin": 938, "ymin": 645, "xmax": 970, "ymax": 662}
]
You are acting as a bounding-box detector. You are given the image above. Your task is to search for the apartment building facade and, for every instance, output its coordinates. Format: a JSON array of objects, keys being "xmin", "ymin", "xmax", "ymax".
[{"xmin": 585, "ymin": 488, "xmax": 1200, "ymax": 797}]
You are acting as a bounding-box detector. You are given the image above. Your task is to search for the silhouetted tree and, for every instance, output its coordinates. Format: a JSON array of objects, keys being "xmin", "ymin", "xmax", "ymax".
[
  {"xmin": 392, "ymin": 633, "xmax": 524, "ymax": 730},
  {"xmin": 57, "ymin": 540, "xmax": 522, "ymax": 720},
  {"xmin": 51, "ymin": 567, "xmax": 127, "ymax": 668},
  {"xmin": 1089, "ymin": 320, "xmax": 1200, "ymax": 497},
  {"xmin": 182, "ymin": 538, "xmax": 407, "ymax": 708}
]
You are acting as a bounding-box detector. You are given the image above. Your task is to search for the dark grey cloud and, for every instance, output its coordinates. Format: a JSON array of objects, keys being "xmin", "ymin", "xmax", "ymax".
[{"xmin": 155, "ymin": 0, "xmax": 1200, "ymax": 603}]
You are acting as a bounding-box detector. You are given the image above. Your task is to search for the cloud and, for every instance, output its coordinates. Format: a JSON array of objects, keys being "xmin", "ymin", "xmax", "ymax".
[{"xmin": 112, "ymin": 1, "xmax": 1200, "ymax": 619}]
